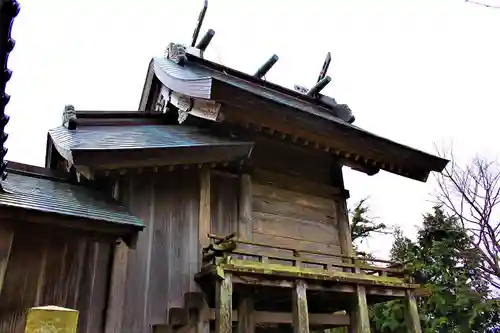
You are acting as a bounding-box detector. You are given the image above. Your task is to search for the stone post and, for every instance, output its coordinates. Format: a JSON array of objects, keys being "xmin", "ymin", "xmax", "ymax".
[{"xmin": 25, "ymin": 305, "xmax": 79, "ymax": 333}]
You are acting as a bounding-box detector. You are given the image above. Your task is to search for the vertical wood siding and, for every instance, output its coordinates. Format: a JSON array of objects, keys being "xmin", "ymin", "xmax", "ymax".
[
  {"xmin": 0, "ymin": 223, "xmax": 112, "ymax": 333},
  {"xmin": 119, "ymin": 169, "xmax": 200, "ymax": 332}
]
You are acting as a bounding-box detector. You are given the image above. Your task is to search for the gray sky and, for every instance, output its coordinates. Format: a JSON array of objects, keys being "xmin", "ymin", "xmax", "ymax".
[{"xmin": 6, "ymin": 0, "xmax": 500, "ymax": 257}]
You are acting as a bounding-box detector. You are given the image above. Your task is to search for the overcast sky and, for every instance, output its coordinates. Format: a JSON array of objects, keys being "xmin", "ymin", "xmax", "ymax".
[{"xmin": 6, "ymin": 0, "xmax": 500, "ymax": 257}]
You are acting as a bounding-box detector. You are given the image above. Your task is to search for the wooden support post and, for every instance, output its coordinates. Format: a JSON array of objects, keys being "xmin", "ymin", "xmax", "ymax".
[
  {"xmin": 352, "ymin": 286, "xmax": 371, "ymax": 333},
  {"xmin": 336, "ymin": 198, "xmax": 354, "ymax": 259},
  {"xmin": 105, "ymin": 180, "xmax": 128, "ymax": 333},
  {"xmin": 197, "ymin": 167, "xmax": 212, "ymax": 333},
  {"xmin": 0, "ymin": 225, "xmax": 13, "ymax": 294},
  {"xmin": 292, "ymin": 280, "xmax": 309, "ymax": 333},
  {"xmin": 237, "ymin": 293, "xmax": 254, "ymax": 333},
  {"xmin": 404, "ymin": 290, "xmax": 422, "ymax": 333},
  {"xmin": 216, "ymin": 273, "xmax": 233, "ymax": 333},
  {"xmin": 199, "ymin": 166, "xmax": 211, "ymax": 264},
  {"xmin": 238, "ymin": 173, "xmax": 252, "ymax": 241},
  {"xmin": 25, "ymin": 305, "xmax": 79, "ymax": 333}
]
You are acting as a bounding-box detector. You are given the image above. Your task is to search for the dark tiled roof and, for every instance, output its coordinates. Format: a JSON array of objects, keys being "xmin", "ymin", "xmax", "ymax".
[
  {"xmin": 0, "ymin": 164, "xmax": 143, "ymax": 228},
  {"xmin": 49, "ymin": 124, "xmax": 252, "ymax": 156},
  {"xmin": 48, "ymin": 124, "xmax": 254, "ymax": 168},
  {"xmin": 0, "ymin": 0, "xmax": 20, "ymax": 186}
]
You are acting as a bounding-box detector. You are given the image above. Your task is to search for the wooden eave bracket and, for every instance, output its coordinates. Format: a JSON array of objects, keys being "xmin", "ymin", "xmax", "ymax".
[{"xmin": 154, "ymin": 85, "xmax": 224, "ymax": 124}]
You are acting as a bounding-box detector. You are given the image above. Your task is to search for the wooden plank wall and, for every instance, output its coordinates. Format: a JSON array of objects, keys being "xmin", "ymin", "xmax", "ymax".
[
  {"xmin": 250, "ymin": 137, "xmax": 344, "ymax": 259},
  {"xmin": 117, "ymin": 169, "xmax": 200, "ymax": 332},
  {"xmin": 252, "ymin": 171, "xmax": 341, "ymax": 256},
  {"xmin": 0, "ymin": 222, "xmax": 112, "ymax": 333},
  {"xmin": 210, "ymin": 172, "xmax": 239, "ymax": 236}
]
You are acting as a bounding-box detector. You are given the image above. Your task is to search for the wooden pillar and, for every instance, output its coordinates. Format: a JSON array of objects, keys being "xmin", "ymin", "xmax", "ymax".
[
  {"xmin": 105, "ymin": 180, "xmax": 129, "ymax": 333},
  {"xmin": 238, "ymin": 173, "xmax": 252, "ymax": 241},
  {"xmin": 25, "ymin": 305, "xmax": 79, "ymax": 333},
  {"xmin": 292, "ymin": 280, "xmax": 309, "ymax": 333},
  {"xmin": 352, "ymin": 286, "xmax": 371, "ymax": 333},
  {"xmin": 238, "ymin": 292, "xmax": 254, "ymax": 333},
  {"xmin": 336, "ymin": 198, "xmax": 354, "ymax": 258},
  {"xmin": 216, "ymin": 273, "xmax": 233, "ymax": 333},
  {"xmin": 404, "ymin": 290, "xmax": 422, "ymax": 333},
  {"xmin": 197, "ymin": 166, "xmax": 212, "ymax": 333},
  {"xmin": 199, "ymin": 166, "xmax": 211, "ymax": 262},
  {"xmin": 0, "ymin": 224, "xmax": 13, "ymax": 294}
]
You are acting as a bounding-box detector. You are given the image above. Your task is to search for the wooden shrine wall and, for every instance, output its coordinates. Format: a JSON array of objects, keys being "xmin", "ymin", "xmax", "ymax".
[
  {"xmin": 115, "ymin": 169, "xmax": 200, "ymax": 331},
  {"xmin": 251, "ymin": 170, "xmax": 342, "ymax": 255},
  {"xmin": 0, "ymin": 222, "xmax": 112, "ymax": 333},
  {"xmin": 249, "ymin": 137, "xmax": 344, "ymax": 256}
]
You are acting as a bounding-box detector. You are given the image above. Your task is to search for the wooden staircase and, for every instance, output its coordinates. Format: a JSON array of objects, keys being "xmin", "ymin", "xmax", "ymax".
[{"xmin": 153, "ymin": 292, "xmax": 209, "ymax": 333}]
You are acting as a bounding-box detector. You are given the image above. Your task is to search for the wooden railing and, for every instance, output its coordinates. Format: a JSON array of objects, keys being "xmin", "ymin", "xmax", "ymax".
[{"xmin": 203, "ymin": 233, "xmax": 409, "ymax": 279}]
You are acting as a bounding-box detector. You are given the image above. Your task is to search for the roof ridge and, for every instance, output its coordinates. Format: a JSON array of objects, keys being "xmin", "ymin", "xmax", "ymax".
[{"xmin": 6, "ymin": 161, "xmax": 73, "ymax": 183}]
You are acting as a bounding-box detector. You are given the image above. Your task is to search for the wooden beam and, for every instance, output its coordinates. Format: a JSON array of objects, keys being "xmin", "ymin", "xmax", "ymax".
[
  {"xmin": 404, "ymin": 290, "xmax": 422, "ymax": 333},
  {"xmin": 292, "ymin": 280, "xmax": 310, "ymax": 333},
  {"xmin": 209, "ymin": 309, "xmax": 350, "ymax": 326},
  {"xmin": 0, "ymin": 224, "xmax": 13, "ymax": 294},
  {"xmin": 199, "ymin": 166, "xmax": 211, "ymax": 265},
  {"xmin": 216, "ymin": 273, "xmax": 233, "ymax": 333},
  {"xmin": 238, "ymin": 173, "xmax": 252, "ymax": 241},
  {"xmin": 352, "ymin": 285, "xmax": 371, "ymax": 333},
  {"xmin": 237, "ymin": 293, "xmax": 254, "ymax": 333}
]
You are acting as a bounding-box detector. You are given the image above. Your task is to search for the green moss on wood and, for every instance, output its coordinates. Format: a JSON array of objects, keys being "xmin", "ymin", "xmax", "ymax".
[{"xmin": 219, "ymin": 259, "xmax": 417, "ymax": 289}]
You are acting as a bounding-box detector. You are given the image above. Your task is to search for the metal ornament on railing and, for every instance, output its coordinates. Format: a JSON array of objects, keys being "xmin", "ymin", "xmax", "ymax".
[{"xmin": 0, "ymin": 0, "xmax": 21, "ymax": 188}]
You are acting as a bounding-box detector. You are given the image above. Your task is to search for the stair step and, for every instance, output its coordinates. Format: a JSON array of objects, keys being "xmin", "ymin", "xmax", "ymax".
[
  {"xmin": 184, "ymin": 292, "xmax": 206, "ymax": 311},
  {"xmin": 152, "ymin": 324, "xmax": 172, "ymax": 333},
  {"xmin": 168, "ymin": 307, "xmax": 189, "ymax": 327}
]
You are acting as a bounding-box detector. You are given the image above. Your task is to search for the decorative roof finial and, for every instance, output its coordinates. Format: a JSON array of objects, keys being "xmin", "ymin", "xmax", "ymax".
[
  {"xmin": 62, "ymin": 104, "xmax": 77, "ymax": 130},
  {"xmin": 196, "ymin": 29, "xmax": 215, "ymax": 51},
  {"xmin": 191, "ymin": 0, "xmax": 208, "ymax": 47},
  {"xmin": 254, "ymin": 54, "xmax": 279, "ymax": 79}
]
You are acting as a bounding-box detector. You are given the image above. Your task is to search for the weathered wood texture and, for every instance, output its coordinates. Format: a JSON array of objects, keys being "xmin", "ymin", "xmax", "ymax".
[
  {"xmin": 215, "ymin": 273, "xmax": 233, "ymax": 333},
  {"xmin": 292, "ymin": 280, "xmax": 310, "ymax": 333},
  {"xmin": 116, "ymin": 170, "xmax": 201, "ymax": 331},
  {"xmin": 404, "ymin": 290, "xmax": 422, "ymax": 333},
  {"xmin": 211, "ymin": 172, "xmax": 239, "ymax": 236},
  {"xmin": 251, "ymin": 169, "xmax": 341, "ymax": 258},
  {"xmin": 0, "ymin": 222, "xmax": 112, "ymax": 333}
]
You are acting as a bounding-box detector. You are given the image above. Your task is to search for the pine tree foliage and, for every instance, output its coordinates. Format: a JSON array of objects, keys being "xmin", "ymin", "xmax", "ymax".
[{"xmin": 370, "ymin": 206, "xmax": 500, "ymax": 333}]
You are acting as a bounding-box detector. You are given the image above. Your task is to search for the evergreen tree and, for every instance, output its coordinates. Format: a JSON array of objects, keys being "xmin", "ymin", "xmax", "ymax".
[{"xmin": 371, "ymin": 206, "xmax": 500, "ymax": 333}]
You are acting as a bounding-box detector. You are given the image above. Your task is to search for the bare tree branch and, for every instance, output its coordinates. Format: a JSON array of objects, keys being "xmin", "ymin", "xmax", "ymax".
[
  {"xmin": 465, "ymin": 0, "xmax": 500, "ymax": 9},
  {"xmin": 435, "ymin": 148, "xmax": 500, "ymax": 289}
]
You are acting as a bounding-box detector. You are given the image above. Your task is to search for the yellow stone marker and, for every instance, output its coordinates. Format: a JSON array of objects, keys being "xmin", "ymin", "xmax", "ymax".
[{"xmin": 25, "ymin": 305, "xmax": 79, "ymax": 333}]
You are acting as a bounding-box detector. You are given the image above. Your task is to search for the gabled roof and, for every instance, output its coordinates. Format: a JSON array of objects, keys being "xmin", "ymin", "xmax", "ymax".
[
  {"xmin": 139, "ymin": 55, "xmax": 355, "ymax": 123},
  {"xmin": 47, "ymin": 111, "xmax": 254, "ymax": 170},
  {"xmin": 1, "ymin": 162, "xmax": 143, "ymax": 232},
  {"xmin": 138, "ymin": 51, "xmax": 448, "ymax": 182}
]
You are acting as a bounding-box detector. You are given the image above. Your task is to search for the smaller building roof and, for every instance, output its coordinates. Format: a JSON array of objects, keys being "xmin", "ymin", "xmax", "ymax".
[
  {"xmin": 0, "ymin": 162, "xmax": 143, "ymax": 231},
  {"xmin": 48, "ymin": 121, "xmax": 254, "ymax": 169}
]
